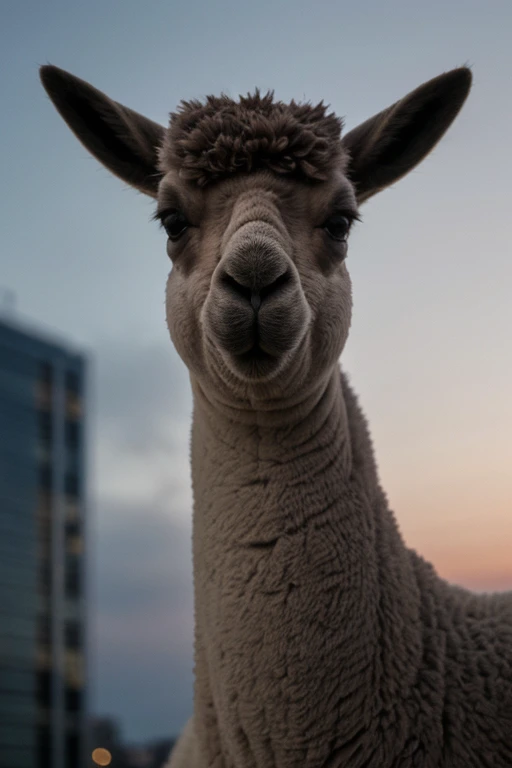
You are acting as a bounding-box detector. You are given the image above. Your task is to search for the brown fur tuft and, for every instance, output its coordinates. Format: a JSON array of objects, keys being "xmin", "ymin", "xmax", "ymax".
[{"xmin": 160, "ymin": 90, "xmax": 345, "ymax": 186}]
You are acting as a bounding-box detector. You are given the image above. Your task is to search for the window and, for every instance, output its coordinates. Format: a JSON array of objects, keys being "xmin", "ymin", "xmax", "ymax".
[
  {"xmin": 37, "ymin": 616, "xmax": 51, "ymax": 649},
  {"xmin": 66, "ymin": 529, "xmax": 82, "ymax": 556},
  {"xmin": 36, "ymin": 671, "xmax": 52, "ymax": 709},
  {"xmin": 65, "ymin": 420, "xmax": 79, "ymax": 452},
  {"xmin": 64, "ymin": 650, "xmax": 84, "ymax": 688},
  {"xmin": 65, "ymin": 497, "xmax": 80, "ymax": 523},
  {"xmin": 64, "ymin": 621, "xmax": 81, "ymax": 650},
  {"xmin": 38, "ymin": 491, "xmax": 52, "ymax": 512},
  {"xmin": 66, "ymin": 395, "xmax": 82, "ymax": 419},
  {"xmin": 39, "ymin": 466, "xmax": 52, "ymax": 492},
  {"xmin": 39, "ymin": 562, "xmax": 51, "ymax": 595},
  {"xmin": 37, "ymin": 491, "xmax": 52, "ymax": 521},
  {"xmin": 37, "ymin": 724, "xmax": 52, "ymax": 768},
  {"xmin": 64, "ymin": 472, "xmax": 79, "ymax": 497},
  {"xmin": 38, "ymin": 411, "xmax": 53, "ymax": 445},
  {"xmin": 65, "ymin": 687, "xmax": 82, "ymax": 713},
  {"xmin": 36, "ymin": 646, "xmax": 52, "ymax": 670},
  {"xmin": 40, "ymin": 363, "xmax": 52, "ymax": 385},
  {"xmin": 65, "ymin": 560, "xmax": 80, "ymax": 599},
  {"xmin": 65, "ymin": 729, "xmax": 80, "ymax": 768},
  {"xmin": 37, "ymin": 362, "xmax": 53, "ymax": 410},
  {"xmin": 65, "ymin": 520, "xmax": 80, "ymax": 539},
  {"xmin": 65, "ymin": 371, "xmax": 80, "ymax": 395}
]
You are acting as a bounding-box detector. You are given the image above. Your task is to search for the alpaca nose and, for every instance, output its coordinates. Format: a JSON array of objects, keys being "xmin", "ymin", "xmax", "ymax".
[
  {"xmin": 219, "ymin": 235, "xmax": 294, "ymax": 312},
  {"xmin": 220, "ymin": 268, "xmax": 292, "ymax": 312}
]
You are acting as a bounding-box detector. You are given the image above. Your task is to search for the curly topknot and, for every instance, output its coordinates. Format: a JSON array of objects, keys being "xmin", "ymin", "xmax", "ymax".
[{"xmin": 159, "ymin": 90, "xmax": 345, "ymax": 186}]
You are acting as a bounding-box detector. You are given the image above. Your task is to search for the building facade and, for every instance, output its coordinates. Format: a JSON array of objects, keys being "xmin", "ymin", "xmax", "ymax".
[{"xmin": 0, "ymin": 317, "xmax": 87, "ymax": 768}]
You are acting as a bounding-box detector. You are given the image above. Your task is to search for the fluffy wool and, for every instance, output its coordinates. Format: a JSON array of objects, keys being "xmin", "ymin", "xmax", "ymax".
[
  {"xmin": 167, "ymin": 369, "xmax": 512, "ymax": 768},
  {"xmin": 160, "ymin": 91, "xmax": 345, "ymax": 186}
]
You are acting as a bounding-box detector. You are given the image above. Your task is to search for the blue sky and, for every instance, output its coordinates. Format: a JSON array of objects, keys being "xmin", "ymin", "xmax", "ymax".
[{"xmin": 1, "ymin": 0, "xmax": 511, "ymax": 744}]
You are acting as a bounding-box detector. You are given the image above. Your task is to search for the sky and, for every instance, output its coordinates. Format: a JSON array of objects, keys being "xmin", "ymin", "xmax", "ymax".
[{"xmin": 1, "ymin": 0, "xmax": 511, "ymax": 744}]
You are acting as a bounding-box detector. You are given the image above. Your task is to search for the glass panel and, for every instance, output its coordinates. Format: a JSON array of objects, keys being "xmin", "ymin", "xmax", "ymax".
[
  {"xmin": 36, "ymin": 670, "xmax": 52, "ymax": 709},
  {"xmin": 66, "ymin": 394, "xmax": 82, "ymax": 420},
  {"xmin": 64, "ymin": 650, "xmax": 84, "ymax": 688},
  {"xmin": 65, "ymin": 498, "xmax": 80, "ymax": 523},
  {"xmin": 36, "ymin": 362, "xmax": 53, "ymax": 411},
  {"xmin": 37, "ymin": 724, "xmax": 52, "ymax": 768},
  {"xmin": 35, "ymin": 647, "xmax": 52, "ymax": 670},
  {"xmin": 65, "ymin": 687, "xmax": 81, "ymax": 713},
  {"xmin": 66, "ymin": 535, "xmax": 82, "ymax": 556},
  {"xmin": 38, "ymin": 466, "xmax": 52, "ymax": 492},
  {"xmin": 64, "ymin": 472, "xmax": 79, "ymax": 497},
  {"xmin": 65, "ymin": 558, "xmax": 80, "ymax": 599},
  {"xmin": 65, "ymin": 421, "xmax": 80, "ymax": 453},
  {"xmin": 65, "ymin": 729, "xmax": 80, "ymax": 768},
  {"xmin": 37, "ymin": 411, "xmax": 52, "ymax": 445},
  {"xmin": 37, "ymin": 616, "xmax": 51, "ymax": 648},
  {"xmin": 65, "ymin": 371, "xmax": 80, "ymax": 395},
  {"xmin": 64, "ymin": 621, "xmax": 81, "ymax": 649}
]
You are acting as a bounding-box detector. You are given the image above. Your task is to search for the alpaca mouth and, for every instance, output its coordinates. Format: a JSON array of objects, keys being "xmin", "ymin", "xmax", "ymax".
[
  {"xmin": 223, "ymin": 337, "xmax": 286, "ymax": 381},
  {"xmin": 204, "ymin": 275, "xmax": 310, "ymax": 380},
  {"xmin": 235, "ymin": 343, "xmax": 275, "ymax": 364}
]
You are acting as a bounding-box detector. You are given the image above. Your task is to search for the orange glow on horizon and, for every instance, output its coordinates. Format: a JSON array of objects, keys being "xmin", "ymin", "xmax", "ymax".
[{"xmin": 384, "ymin": 475, "xmax": 512, "ymax": 593}]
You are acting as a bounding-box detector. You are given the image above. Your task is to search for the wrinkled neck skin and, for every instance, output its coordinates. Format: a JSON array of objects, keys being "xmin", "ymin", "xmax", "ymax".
[{"xmin": 190, "ymin": 365, "xmax": 423, "ymax": 768}]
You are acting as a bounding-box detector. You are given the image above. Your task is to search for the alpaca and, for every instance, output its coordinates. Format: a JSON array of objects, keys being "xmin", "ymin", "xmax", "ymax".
[{"xmin": 40, "ymin": 65, "xmax": 512, "ymax": 767}]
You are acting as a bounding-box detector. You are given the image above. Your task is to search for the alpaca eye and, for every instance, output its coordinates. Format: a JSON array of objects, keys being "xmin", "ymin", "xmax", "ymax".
[
  {"xmin": 323, "ymin": 214, "xmax": 351, "ymax": 242},
  {"xmin": 163, "ymin": 211, "xmax": 189, "ymax": 241}
]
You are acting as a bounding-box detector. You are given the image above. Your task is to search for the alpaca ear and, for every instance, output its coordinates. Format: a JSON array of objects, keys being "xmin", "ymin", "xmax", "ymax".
[
  {"xmin": 40, "ymin": 65, "xmax": 165, "ymax": 197},
  {"xmin": 341, "ymin": 67, "xmax": 472, "ymax": 203}
]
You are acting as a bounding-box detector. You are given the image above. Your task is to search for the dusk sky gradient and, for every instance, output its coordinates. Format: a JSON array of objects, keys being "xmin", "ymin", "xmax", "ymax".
[{"xmin": 1, "ymin": 0, "xmax": 511, "ymax": 744}]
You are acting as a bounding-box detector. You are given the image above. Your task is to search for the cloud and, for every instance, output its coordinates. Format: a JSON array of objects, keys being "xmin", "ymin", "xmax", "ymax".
[
  {"xmin": 91, "ymin": 336, "xmax": 194, "ymax": 524},
  {"xmin": 93, "ymin": 337, "xmax": 192, "ymax": 451},
  {"xmin": 88, "ymin": 338, "xmax": 195, "ymax": 740}
]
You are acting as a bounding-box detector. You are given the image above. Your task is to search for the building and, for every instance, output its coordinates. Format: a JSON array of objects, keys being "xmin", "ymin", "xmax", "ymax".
[{"xmin": 0, "ymin": 316, "xmax": 88, "ymax": 768}]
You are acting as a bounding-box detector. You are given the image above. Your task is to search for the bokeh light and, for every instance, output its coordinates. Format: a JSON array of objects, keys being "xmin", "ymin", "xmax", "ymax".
[{"xmin": 92, "ymin": 747, "xmax": 112, "ymax": 766}]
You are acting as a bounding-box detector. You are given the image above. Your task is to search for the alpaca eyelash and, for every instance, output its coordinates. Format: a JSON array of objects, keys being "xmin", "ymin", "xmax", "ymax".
[
  {"xmin": 330, "ymin": 210, "xmax": 362, "ymax": 225},
  {"xmin": 318, "ymin": 211, "xmax": 362, "ymax": 233},
  {"xmin": 151, "ymin": 208, "xmax": 176, "ymax": 227}
]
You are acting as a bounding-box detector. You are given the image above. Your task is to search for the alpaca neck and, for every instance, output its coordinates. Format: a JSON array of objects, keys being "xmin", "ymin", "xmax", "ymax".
[{"xmin": 190, "ymin": 368, "xmax": 422, "ymax": 767}]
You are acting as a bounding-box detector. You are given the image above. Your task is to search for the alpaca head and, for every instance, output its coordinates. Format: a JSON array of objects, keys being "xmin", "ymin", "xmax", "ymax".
[{"xmin": 40, "ymin": 66, "xmax": 471, "ymax": 402}]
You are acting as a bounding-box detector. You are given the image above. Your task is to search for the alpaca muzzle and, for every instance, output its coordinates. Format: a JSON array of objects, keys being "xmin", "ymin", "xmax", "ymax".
[{"xmin": 203, "ymin": 221, "xmax": 310, "ymax": 377}]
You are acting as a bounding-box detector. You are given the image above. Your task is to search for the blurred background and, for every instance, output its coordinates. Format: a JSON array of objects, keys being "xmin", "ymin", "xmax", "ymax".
[{"xmin": 1, "ymin": 0, "xmax": 511, "ymax": 766}]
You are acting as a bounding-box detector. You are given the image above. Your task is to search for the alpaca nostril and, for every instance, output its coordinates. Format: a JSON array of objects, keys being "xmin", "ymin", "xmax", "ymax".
[
  {"xmin": 220, "ymin": 268, "xmax": 293, "ymax": 311},
  {"xmin": 220, "ymin": 272, "xmax": 252, "ymax": 303},
  {"xmin": 259, "ymin": 269, "xmax": 292, "ymax": 301}
]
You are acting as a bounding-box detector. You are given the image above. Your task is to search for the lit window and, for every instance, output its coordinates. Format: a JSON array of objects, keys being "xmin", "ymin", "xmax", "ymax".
[
  {"xmin": 67, "ymin": 535, "xmax": 83, "ymax": 556},
  {"xmin": 65, "ymin": 497, "xmax": 80, "ymax": 522},
  {"xmin": 65, "ymin": 650, "xmax": 84, "ymax": 687},
  {"xmin": 36, "ymin": 646, "xmax": 52, "ymax": 670},
  {"xmin": 66, "ymin": 393, "xmax": 82, "ymax": 419},
  {"xmin": 36, "ymin": 363, "xmax": 53, "ymax": 410}
]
